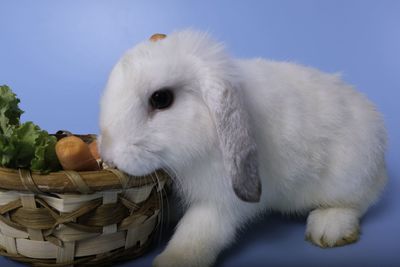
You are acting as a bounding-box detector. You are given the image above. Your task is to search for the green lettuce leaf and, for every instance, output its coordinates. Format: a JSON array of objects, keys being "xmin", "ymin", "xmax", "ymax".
[
  {"xmin": 13, "ymin": 122, "xmax": 42, "ymax": 168},
  {"xmin": 0, "ymin": 85, "xmax": 61, "ymax": 173},
  {"xmin": 0, "ymin": 134, "xmax": 16, "ymax": 166},
  {"xmin": 30, "ymin": 130, "xmax": 61, "ymax": 173},
  {"xmin": 0, "ymin": 85, "xmax": 24, "ymax": 133}
]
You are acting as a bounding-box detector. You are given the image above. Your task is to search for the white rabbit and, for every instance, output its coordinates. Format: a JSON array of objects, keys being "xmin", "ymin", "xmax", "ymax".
[{"xmin": 98, "ymin": 30, "xmax": 387, "ymax": 267}]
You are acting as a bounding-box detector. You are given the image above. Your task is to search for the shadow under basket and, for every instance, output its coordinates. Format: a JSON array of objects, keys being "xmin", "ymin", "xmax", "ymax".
[{"xmin": 0, "ymin": 166, "xmax": 169, "ymax": 266}]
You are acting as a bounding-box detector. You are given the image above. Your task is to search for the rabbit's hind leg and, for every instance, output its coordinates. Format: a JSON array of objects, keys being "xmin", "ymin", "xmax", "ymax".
[{"xmin": 305, "ymin": 207, "xmax": 360, "ymax": 248}]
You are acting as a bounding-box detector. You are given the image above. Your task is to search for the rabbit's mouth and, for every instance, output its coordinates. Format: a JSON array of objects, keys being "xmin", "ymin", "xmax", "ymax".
[{"xmin": 110, "ymin": 146, "xmax": 162, "ymax": 177}]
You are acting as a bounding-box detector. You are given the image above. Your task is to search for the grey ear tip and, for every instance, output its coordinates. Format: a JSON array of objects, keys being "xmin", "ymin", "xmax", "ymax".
[{"xmin": 233, "ymin": 185, "xmax": 262, "ymax": 203}]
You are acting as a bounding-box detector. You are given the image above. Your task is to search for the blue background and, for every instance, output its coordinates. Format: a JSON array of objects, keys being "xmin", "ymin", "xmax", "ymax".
[{"xmin": 0, "ymin": 0, "xmax": 399, "ymax": 266}]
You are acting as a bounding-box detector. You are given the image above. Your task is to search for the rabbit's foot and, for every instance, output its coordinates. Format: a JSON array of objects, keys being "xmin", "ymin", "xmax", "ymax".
[{"xmin": 305, "ymin": 207, "xmax": 360, "ymax": 248}]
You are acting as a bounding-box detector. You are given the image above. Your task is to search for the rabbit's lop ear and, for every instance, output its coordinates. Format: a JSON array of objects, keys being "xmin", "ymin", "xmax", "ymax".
[{"xmin": 202, "ymin": 81, "xmax": 261, "ymax": 202}]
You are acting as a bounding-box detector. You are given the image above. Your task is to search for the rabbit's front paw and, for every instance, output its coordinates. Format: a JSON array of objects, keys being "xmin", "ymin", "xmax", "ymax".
[{"xmin": 305, "ymin": 207, "xmax": 360, "ymax": 248}]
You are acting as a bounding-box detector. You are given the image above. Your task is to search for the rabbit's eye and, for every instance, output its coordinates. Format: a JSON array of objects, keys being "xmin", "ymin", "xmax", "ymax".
[{"xmin": 149, "ymin": 88, "xmax": 174, "ymax": 110}]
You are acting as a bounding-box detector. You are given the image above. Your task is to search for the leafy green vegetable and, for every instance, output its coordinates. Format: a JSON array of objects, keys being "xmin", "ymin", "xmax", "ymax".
[
  {"xmin": 30, "ymin": 129, "xmax": 60, "ymax": 173},
  {"xmin": 0, "ymin": 85, "xmax": 23, "ymax": 131},
  {"xmin": 0, "ymin": 85, "xmax": 61, "ymax": 173}
]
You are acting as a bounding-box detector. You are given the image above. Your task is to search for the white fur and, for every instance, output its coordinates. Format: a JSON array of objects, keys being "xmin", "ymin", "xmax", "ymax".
[{"xmin": 99, "ymin": 30, "xmax": 387, "ymax": 267}]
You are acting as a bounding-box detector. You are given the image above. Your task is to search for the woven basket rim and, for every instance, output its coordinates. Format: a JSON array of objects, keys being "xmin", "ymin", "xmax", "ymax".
[{"xmin": 0, "ymin": 166, "xmax": 168, "ymax": 194}]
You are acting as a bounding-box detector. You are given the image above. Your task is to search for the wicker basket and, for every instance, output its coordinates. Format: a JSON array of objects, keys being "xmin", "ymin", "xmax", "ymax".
[{"xmin": 0, "ymin": 134, "xmax": 169, "ymax": 266}]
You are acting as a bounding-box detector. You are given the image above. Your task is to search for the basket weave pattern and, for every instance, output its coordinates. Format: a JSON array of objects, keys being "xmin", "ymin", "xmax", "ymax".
[{"xmin": 0, "ymin": 167, "xmax": 167, "ymax": 266}]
